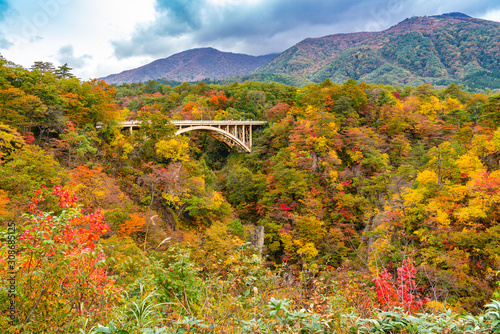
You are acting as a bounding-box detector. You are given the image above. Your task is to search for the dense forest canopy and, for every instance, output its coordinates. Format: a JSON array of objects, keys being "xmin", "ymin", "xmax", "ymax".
[{"xmin": 1, "ymin": 58, "xmax": 500, "ymax": 333}]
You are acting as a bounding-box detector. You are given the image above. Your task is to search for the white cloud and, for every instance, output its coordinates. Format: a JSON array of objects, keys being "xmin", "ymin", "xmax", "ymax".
[
  {"xmin": 481, "ymin": 9, "xmax": 500, "ymax": 22},
  {"xmin": 0, "ymin": 0, "xmax": 499, "ymax": 80},
  {"xmin": 57, "ymin": 44, "xmax": 92, "ymax": 69},
  {"xmin": 0, "ymin": 0, "xmax": 156, "ymax": 80}
]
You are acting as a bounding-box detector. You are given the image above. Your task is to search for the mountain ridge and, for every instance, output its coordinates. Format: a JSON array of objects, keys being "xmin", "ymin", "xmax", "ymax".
[
  {"xmin": 102, "ymin": 47, "xmax": 278, "ymax": 84},
  {"xmin": 253, "ymin": 13, "xmax": 500, "ymax": 88},
  {"xmin": 102, "ymin": 13, "xmax": 500, "ymax": 90}
]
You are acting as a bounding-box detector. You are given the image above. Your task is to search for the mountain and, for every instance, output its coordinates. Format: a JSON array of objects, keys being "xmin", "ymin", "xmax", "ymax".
[
  {"xmin": 254, "ymin": 13, "xmax": 500, "ymax": 89},
  {"xmin": 102, "ymin": 48, "xmax": 278, "ymax": 84},
  {"xmin": 103, "ymin": 14, "xmax": 500, "ymax": 90}
]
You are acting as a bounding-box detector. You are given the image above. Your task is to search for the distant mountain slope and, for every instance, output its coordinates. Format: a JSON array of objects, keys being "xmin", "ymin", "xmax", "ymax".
[
  {"xmin": 102, "ymin": 48, "xmax": 278, "ymax": 84},
  {"xmin": 254, "ymin": 13, "xmax": 500, "ymax": 89},
  {"xmin": 207, "ymin": 73, "xmax": 313, "ymax": 87}
]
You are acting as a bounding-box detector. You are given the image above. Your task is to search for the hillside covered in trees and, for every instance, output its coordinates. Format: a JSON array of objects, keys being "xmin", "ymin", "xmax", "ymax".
[
  {"xmin": 101, "ymin": 48, "xmax": 279, "ymax": 84},
  {"xmin": 255, "ymin": 13, "xmax": 500, "ymax": 90},
  {"xmin": 2, "ymin": 57, "xmax": 500, "ymax": 333},
  {"xmin": 101, "ymin": 13, "xmax": 500, "ymax": 92}
]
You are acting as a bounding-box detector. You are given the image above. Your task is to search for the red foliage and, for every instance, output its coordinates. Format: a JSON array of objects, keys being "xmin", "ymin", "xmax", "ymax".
[
  {"xmin": 208, "ymin": 91, "xmax": 230, "ymax": 109},
  {"xmin": 280, "ymin": 202, "xmax": 293, "ymax": 214},
  {"xmin": 373, "ymin": 258, "xmax": 429, "ymax": 313},
  {"xmin": 338, "ymin": 206, "xmax": 355, "ymax": 220},
  {"xmin": 13, "ymin": 186, "xmax": 116, "ymax": 327},
  {"xmin": 52, "ymin": 185, "xmax": 78, "ymax": 208},
  {"xmin": 22, "ymin": 186, "xmax": 110, "ymax": 251},
  {"xmin": 23, "ymin": 131, "xmax": 35, "ymax": 144},
  {"xmin": 324, "ymin": 95, "xmax": 333, "ymax": 112},
  {"xmin": 279, "ymin": 223, "xmax": 292, "ymax": 235},
  {"xmin": 266, "ymin": 102, "xmax": 290, "ymax": 121},
  {"xmin": 473, "ymin": 171, "xmax": 500, "ymax": 195},
  {"xmin": 28, "ymin": 186, "xmax": 47, "ymax": 213}
]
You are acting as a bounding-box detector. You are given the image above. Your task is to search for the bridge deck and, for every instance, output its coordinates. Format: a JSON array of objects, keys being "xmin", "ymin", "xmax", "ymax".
[
  {"xmin": 121, "ymin": 120, "xmax": 267, "ymax": 126},
  {"xmin": 119, "ymin": 120, "xmax": 266, "ymax": 153}
]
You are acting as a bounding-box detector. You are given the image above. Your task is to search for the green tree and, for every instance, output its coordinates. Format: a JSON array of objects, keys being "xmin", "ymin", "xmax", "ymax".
[
  {"xmin": 55, "ymin": 63, "xmax": 75, "ymax": 79},
  {"xmin": 0, "ymin": 145, "xmax": 68, "ymax": 209}
]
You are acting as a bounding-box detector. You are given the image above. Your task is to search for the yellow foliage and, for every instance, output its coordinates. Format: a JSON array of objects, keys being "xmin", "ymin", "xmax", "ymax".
[
  {"xmin": 455, "ymin": 153, "xmax": 485, "ymax": 179},
  {"xmin": 163, "ymin": 192, "xmax": 181, "ymax": 206},
  {"xmin": 418, "ymin": 96, "xmax": 441, "ymax": 119},
  {"xmin": 120, "ymin": 107, "xmax": 131, "ymax": 121},
  {"xmin": 425, "ymin": 299, "xmax": 449, "ymax": 313},
  {"xmin": 189, "ymin": 176, "xmax": 206, "ymax": 193},
  {"xmin": 348, "ymin": 150, "xmax": 363, "ymax": 163},
  {"xmin": 493, "ymin": 127, "xmax": 500, "ymax": 150},
  {"xmin": 448, "ymin": 185, "xmax": 469, "ymax": 202},
  {"xmin": 402, "ymin": 170, "xmax": 440, "ymax": 207},
  {"xmin": 327, "ymin": 150, "xmax": 341, "ymax": 164},
  {"xmin": 201, "ymin": 221, "xmax": 242, "ymax": 266},
  {"xmin": 470, "ymin": 134, "xmax": 496, "ymax": 157},
  {"xmin": 403, "ymin": 188, "xmax": 425, "ymax": 206},
  {"xmin": 443, "ymin": 98, "xmax": 463, "ymax": 113},
  {"xmin": 109, "ymin": 125, "xmax": 127, "ymax": 145},
  {"xmin": 280, "ymin": 232, "xmax": 295, "ymax": 254},
  {"xmin": 314, "ymin": 136, "xmax": 329, "ymax": 153},
  {"xmin": 324, "ymin": 121, "xmax": 339, "ymax": 134},
  {"xmin": 268, "ymin": 240, "xmax": 281, "ymax": 253},
  {"xmin": 392, "ymin": 99, "xmax": 404, "ymax": 111},
  {"xmin": 426, "ymin": 201, "xmax": 451, "ymax": 226},
  {"xmin": 367, "ymin": 237, "xmax": 391, "ymax": 272},
  {"xmin": 328, "ymin": 170, "xmax": 339, "ymax": 182},
  {"xmin": 294, "ymin": 214, "xmax": 325, "ymax": 244},
  {"xmin": 322, "ymin": 149, "xmax": 341, "ymax": 182},
  {"xmin": 156, "ymin": 137, "xmax": 189, "ymax": 162},
  {"xmin": 122, "ymin": 142, "xmax": 134, "ymax": 159},
  {"xmin": 0, "ymin": 123, "xmax": 25, "ymax": 160},
  {"xmin": 413, "ymin": 229, "xmax": 429, "ymax": 243},
  {"xmin": 207, "ymin": 191, "xmax": 225, "ymax": 211},
  {"xmin": 416, "ymin": 170, "xmax": 438, "ymax": 185},
  {"xmin": 296, "ymin": 242, "xmax": 319, "ymax": 259},
  {"xmin": 304, "ymin": 105, "xmax": 319, "ymax": 119},
  {"xmin": 453, "ymin": 205, "xmax": 486, "ymax": 223}
]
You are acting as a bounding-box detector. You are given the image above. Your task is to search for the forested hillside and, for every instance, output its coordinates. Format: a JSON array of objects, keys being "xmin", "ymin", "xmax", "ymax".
[
  {"xmin": 255, "ymin": 13, "xmax": 500, "ymax": 90},
  {"xmin": 2, "ymin": 57, "xmax": 500, "ymax": 333},
  {"xmin": 102, "ymin": 48, "xmax": 278, "ymax": 84},
  {"xmin": 101, "ymin": 14, "xmax": 500, "ymax": 91}
]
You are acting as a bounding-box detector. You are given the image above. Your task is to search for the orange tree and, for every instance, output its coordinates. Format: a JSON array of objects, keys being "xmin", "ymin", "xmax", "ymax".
[{"xmin": 0, "ymin": 186, "xmax": 120, "ymax": 332}]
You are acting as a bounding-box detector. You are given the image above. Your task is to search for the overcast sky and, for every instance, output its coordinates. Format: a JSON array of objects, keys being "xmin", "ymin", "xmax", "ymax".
[{"xmin": 0, "ymin": 0, "xmax": 499, "ymax": 80}]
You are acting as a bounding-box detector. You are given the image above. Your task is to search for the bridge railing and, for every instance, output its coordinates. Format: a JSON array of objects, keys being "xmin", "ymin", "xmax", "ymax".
[{"xmin": 121, "ymin": 120, "xmax": 267, "ymax": 126}]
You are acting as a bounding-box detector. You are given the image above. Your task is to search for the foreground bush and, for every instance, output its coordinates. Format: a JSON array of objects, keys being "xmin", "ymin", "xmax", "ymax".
[{"xmin": 0, "ymin": 187, "xmax": 120, "ymax": 332}]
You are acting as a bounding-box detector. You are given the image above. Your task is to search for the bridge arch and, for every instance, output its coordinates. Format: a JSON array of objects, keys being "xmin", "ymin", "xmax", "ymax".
[
  {"xmin": 117, "ymin": 120, "xmax": 267, "ymax": 153},
  {"xmin": 175, "ymin": 126, "xmax": 250, "ymax": 153}
]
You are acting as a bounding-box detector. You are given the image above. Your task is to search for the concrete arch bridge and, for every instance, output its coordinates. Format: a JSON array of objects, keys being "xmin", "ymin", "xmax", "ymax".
[{"xmin": 122, "ymin": 120, "xmax": 267, "ymax": 153}]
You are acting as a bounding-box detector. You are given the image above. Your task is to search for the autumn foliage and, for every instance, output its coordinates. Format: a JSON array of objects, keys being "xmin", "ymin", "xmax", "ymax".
[
  {"xmin": 2, "ymin": 58, "xmax": 500, "ymax": 332},
  {"xmin": 373, "ymin": 259, "xmax": 429, "ymax": 313},
  {"xmin": 118, "ymin": 213, "xmax": 145, "ymax": 237},
  {"xmin": 0, "ymin": 187, "xmax": 119, "ymax": 332}
]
